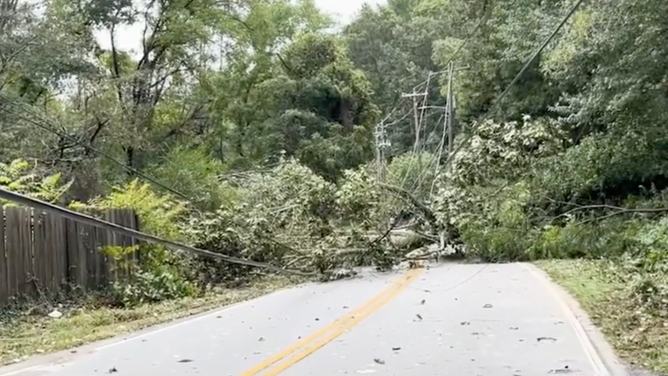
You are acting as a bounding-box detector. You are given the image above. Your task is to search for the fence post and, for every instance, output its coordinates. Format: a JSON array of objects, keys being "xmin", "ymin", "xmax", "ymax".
[{"xmin": 0, "ymin": 205, "xmax": 7, "ymax": 306}]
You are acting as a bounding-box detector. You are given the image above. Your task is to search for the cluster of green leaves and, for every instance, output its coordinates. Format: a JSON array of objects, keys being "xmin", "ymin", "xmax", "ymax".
[
  {"xmin": 72, "ymin": 180, "xmax": 198, "ymax": 306},
  {"xmin": 0, "ymin": 159, "xmax": 72, "ymax": 204},
  {"xmin": 183, "ymin": 158, "xmax": 391, "ymax": 280}
]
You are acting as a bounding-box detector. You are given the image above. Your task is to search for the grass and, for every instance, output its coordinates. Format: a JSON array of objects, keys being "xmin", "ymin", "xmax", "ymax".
[
  {"xmin": 0, "ymin": 276, "xmax": 301, "ymax": 365},
  {"xmin": 536, "ymin": 259, "xmax": 668, "ymax": 374}
]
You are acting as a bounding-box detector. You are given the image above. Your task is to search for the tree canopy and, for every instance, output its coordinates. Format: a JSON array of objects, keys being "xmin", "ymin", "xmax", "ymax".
[{"xmin": 3, "ymin": 1, "xmax": 668, "ymax": 356}]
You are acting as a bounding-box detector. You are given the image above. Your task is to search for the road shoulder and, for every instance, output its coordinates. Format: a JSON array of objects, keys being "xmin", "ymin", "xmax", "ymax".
[
  {"xmin": 525, "ymin": 263, "xmax": 629, "ymax": 376},
  {"xmin": 536, "ymin": 260, "xmax": 668, "ymax": 376}
]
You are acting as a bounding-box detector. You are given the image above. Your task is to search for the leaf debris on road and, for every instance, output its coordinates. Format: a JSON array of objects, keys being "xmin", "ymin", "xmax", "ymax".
[
  {"xmin": 373, "ymin": 358, "xmax": 385, "ymax": 365},
  {"xmin": 537, "ymin": 336, "xmax": 557, "ymax": 342}
]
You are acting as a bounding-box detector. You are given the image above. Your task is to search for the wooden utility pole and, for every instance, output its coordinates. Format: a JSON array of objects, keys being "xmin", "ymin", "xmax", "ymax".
[
  {"xmin": 446, "ymin": 61, "xmax": 455, "ymax": 156},
  {"xmin": 374, "ymin": 121, "xmax": 390, "ymax": 182},
  {"xmin": 443, "ymin": 63, "xmax": 469, "ymax": 156},
  {"xmin": 401, "ymin": 90, "xmax": 428, "ymax": 193}
]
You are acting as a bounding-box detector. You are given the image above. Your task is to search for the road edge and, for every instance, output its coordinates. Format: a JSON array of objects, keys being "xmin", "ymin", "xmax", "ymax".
[
  {"xmin": 0, "ymin": 285, "xmax": 302, "ymax": 376},
  {"xmin": 522, "ymin": 263, "xmax": 629, "ymax": 376}
]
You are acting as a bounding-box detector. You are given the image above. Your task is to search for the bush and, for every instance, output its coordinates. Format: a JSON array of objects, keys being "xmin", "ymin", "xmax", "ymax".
[
  {"xmin": 150, "ymin": 146, "xmax": 235, "ymax": 211},
  {"xmin": 386, "ymin": 151, "xmax": 438, "ymax": 200},
  {"xmin": 72, "ymin": 180, "xmax": 199, "ymax": 306},
  {"xmin": 0, "ymin": 159, "xmax": 72, "ymax": 204},
  {"xmin": 184, "ymin": 158, "xmax": 339, "ymax": 283},
  {"xmin": 110, "ymin": 268, "xmax": 199, "ymax": 307}
]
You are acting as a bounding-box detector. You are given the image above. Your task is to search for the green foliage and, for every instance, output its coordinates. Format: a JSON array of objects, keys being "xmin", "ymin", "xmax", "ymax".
[
  {"xmin": 74, "ymin": 179, "xmax": 186, "ymax": 240},
  {"xmin": 386, "ymin": 152, "xmax": 438, "ymax": 200},
  {"xmin": 150, "ymin": 146, "xmax": 234, "ymax": 211},
  {"xmin": 184, "ymin": 158, "xmax": 338, "ymax": 282},
  {"xmin": 3, "ymin": 0, "xmax": 668, "ymax": 327},
  {"xmin": 335, "ymin": 166, "xmax": 381, "ymax": 225},
  {"xmin": 73, "ymin": 180, "xmax": 197, "ymax": 306},
  {"xmin": 0, "ymin": 159, "xmax": 72, "ymax": 204},
  {"xmin": 534, "ymin": 126, "xmax": 668, "ymax": 201},
  {"xmin": 110, "ymin": 268, "xmax": 199, "ymax": 307}
]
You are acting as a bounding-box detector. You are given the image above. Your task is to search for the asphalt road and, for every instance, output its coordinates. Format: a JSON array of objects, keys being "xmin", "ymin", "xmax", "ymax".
[{"xmin": 0, "ymin": 263, "xmax": 629, "ymax": 376}]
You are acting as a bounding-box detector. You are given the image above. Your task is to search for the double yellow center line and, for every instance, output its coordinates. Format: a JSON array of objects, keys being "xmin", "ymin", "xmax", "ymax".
[{"xmin": 239, "ymin": 268, "xmax": 424, "ymax": 376}]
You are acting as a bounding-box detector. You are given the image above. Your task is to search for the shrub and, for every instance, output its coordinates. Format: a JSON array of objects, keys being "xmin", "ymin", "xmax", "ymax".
[
  {"xmin": 72, "ymin": 180, "xmax": 198, "ymax": 306},
  {"xmin": 0, "ymin": 159, "xmax": 72, "ymax": 204}
]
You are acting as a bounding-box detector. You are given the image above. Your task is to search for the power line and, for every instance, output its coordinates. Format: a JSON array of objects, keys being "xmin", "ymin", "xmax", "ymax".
[
  {"xmin": 376, "ymin": 15, "xmax": 487, "ymax": 195},
  {"xmin": 0, "ymin": 96, "xmax": 315, "ymax": 269},
  {"xmin": 436, "ymin": 0, "xmax": 586, "ymax": 177},
  {"xmin": 0, "ymin": 95, "xmax": 192, "ymax": 202},
  {"xmin": 0, "ymin": 186, "xmax": 316, "ymax": 277}
]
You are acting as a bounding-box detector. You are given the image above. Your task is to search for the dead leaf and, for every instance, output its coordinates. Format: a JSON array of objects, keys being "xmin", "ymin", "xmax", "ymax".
[
  {"xmin": 483, "ymin": 303, "xmax": 493, "ymax": 308},
  {"xmin": 420, "ymin": 299, "xmax": 426, "ymax": 305},
  {"xmin": 258, "ymin": 337, "xmax": 265, "ymax": 342},
  {"xmin": 373, "ymin": 358, "xmax": 385, "ymax": 365},
  {"xmin": 391, "ymin": 347, "xmax": 401, "ymax": 351},
  {"xmin": 537, "ymin": 336, "xmax": 557, "ymax": 342},
  {"xmin": 108, "ymin": 367, "xmax": 118, "ymax": 374},
  {"xmin": 415, "ymin": 314, "xmax": 423, "ymax": 320},
  {"xmin": 177, "ymin": 359, "xmax": 194, "ymax": 363}
]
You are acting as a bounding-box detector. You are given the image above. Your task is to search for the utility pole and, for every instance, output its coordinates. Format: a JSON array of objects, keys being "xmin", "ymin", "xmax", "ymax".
[
  {"xmin": 374, "ymin": 121, "xmax": 390, "ymax": 182},
  {"xmin": 418, "ymin": 64, "xmax": 469, "ymax": 197},
  {"xmin": 401, "ymin": 90, "xmax": 425, "ymax": 154},
  {"xmin": 446, "ymin": 61, "xmax": 455, "ymax": 156},
  {"xmin": 442, "ymin": 63, "xmax": 469, "ymax": 157},
  {"xmin": 401, "ymin": 90, "xmax": 428, "ymax": 193}
]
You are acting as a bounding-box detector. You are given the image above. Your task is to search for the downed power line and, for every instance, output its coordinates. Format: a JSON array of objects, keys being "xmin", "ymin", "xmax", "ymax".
[{"xmin": 0, "ymin": 187, "xmax": 317, "ymax": 277}]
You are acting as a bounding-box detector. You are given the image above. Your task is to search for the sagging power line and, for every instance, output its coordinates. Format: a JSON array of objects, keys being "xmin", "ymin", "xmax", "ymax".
[
  {"xmin": 0, "ymin": 95, "xmax": 192, "ymax": 202},
  {"xmin": 0, "ymin": 96, "xmax": 317, "ymax": 276},
  {"xmin": 0, "ymin": 187, "xmax": 316, "ymax": 277},
  {"xmin": 436, "ymin": 0, "xmax": 586, "ymax": 176},
  {"xmin": 372, "ymin": 15, "xmax": 487, "ymax": 197}
]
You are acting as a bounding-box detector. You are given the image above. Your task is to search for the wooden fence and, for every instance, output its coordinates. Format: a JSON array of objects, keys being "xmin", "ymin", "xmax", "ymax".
[{"xmin": 0, "ymin": 206, "xmax": 140, "ymax": 306}]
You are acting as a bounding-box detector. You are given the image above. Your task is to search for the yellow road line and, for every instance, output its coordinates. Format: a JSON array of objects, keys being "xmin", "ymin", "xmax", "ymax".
[
  {"xmin": 259, "ymin": 268, "xmax": 424, "ymax": 376},
  {"xmin": 239, "ymin": 268, "xmax": 422, "ymax": 376}
]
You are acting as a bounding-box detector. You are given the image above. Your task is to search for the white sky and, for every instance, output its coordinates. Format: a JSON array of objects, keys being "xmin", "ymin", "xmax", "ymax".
[{"xmin": 99, "ymin": 0, "xmax": 387, "ymax": 53}]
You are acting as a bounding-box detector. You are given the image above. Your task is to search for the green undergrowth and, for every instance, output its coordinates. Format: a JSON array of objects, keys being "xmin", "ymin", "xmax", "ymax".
[
  {"xmin": 0, "ymin": 276, "xmax": 302, "ymax": 365},
  {"xmin": 538, "ymin": 259, "xmax": 668, "ymax": 374}
]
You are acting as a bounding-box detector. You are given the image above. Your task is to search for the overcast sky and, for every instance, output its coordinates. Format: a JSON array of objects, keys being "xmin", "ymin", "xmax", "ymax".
[
  {"xmin": 99, "ymin": 0, "xmax": 387, "ymax": 52},
  {"xmin": 316, "ymin": 0, "xmax": 385, "ymax": 23}
]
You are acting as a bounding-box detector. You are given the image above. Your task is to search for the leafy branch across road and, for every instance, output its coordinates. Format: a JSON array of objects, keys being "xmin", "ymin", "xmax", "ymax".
[{"xmin": 3, "ymin": 0, "xmax": 668, "ymax": 373}]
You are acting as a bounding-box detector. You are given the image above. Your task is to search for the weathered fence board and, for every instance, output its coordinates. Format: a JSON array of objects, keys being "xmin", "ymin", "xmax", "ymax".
[
  {"xmin": 0, "ymin": 206, "xmax": 6, "ymax": 305},
  {"xmin": 0, "ymin": 206, "xmax": 140, "ymax": 306}
]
